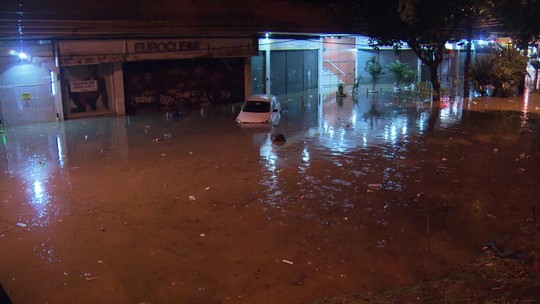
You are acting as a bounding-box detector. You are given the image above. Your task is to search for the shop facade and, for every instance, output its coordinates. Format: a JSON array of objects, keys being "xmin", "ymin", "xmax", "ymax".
[
  {"xmin": 56, "ymin": 37, "xmax": 258, "ymax": 118},
  {"xmin": 0, "ymin": 40, "xmax": 60, "ymax": 127},
  {"xmin": 1, "ymin": 35, "xmax": 326, "ymax": 127},
  {"xmin": 1, "ymin": 35, "xmax": 465, "ymax": 127}
]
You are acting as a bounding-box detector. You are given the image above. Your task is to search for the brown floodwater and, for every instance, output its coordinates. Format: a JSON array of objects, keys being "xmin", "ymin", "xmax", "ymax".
[{"xmin": 1, "ymin": 90, "xmax": 539, "ymax": 304}]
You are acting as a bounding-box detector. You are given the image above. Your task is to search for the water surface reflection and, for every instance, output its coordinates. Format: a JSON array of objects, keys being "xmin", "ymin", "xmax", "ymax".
[{"xmin": 0, "ymin": 92, "xmax": 539, "ymax": 303}]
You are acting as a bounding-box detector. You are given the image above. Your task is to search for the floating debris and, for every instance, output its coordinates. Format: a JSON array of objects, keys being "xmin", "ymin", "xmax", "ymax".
[
  {"xmin": 367, "ymin": 183, "xmax": 382, "ymax": 190},
  {"xmin": 85, "ymin": 276, "xmax": 100, "ymax": 281},
  {"xmin": 167, "ymin": 111, "xmax": 184, "ymax": 119},
  {"xmin": 271, "ymin": 133, "xmax": 286, "ymax": 143}
]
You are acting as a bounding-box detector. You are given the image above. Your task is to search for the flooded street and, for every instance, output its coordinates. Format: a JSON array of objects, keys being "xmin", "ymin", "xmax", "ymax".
[{"xmin": 1, "ymin": 91, "xmax": 540, "ymax": 304}]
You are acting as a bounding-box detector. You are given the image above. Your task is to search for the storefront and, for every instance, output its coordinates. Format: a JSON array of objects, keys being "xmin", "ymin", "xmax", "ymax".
[
  {"xmin": 122, "ymin": 57, "xmax": 246, "ymax": 114},
  {"xmin": 0, "ymin": 40, "xmax": 60, "ymax": 127},
  {"xmin": 1, "ymin": 35, "xmax": 326, "ymax": 126},
  {"xmin": 56, "ymin": 37, "xmax": 258, "ymax": 117}
]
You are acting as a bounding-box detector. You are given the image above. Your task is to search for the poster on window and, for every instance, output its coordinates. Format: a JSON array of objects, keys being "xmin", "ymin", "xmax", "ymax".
[{"xmin": 62, "ymin": 64, "xmax": 113, "ymax": 117}]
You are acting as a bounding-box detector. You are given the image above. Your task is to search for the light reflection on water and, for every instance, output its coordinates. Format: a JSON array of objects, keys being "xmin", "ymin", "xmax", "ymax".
[
  {"xmin": 0, "ymin": 124, "xmax": 66, "ymax": 227},
  {"xmin": 0, "ymin": 90, "xmax": 539, "ymax": 303},
  {"xmin": 1, "ymin": 91, "xmax": 539, "ymax": 224},
  {"xmin": 256, "ymin": 91, "xmax": 540, "ymax": 214}
]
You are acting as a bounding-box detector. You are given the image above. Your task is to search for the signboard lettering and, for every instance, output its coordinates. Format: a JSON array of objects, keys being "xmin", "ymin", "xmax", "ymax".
[
  {"xmin": 134, "ymin": 41, "xmax": 201, "ymax": 53},
  {"xmin": 70, "ymin": 80, "xmax": 98, "ymax": 93}
]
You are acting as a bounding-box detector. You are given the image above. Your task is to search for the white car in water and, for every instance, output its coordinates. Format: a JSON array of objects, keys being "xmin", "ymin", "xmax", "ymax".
[{"xmin": 236, "ymin": 94, "xmax": 281, "ymax": 125}]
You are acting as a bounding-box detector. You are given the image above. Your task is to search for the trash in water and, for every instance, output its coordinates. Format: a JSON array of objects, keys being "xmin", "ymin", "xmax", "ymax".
[
  {"xmin": 153, "ymin": 137, "xmax": 164, "ymax": 143},
  {"xmin": 189, "ymin": 195, "xmax": 197, "ymax": 201},
  {"xmin": 281, "ymin": 259, "xmax": 294, "ymax": 265},
  {"xmin": 167, "ymin": 111, "xmax": 184, "ymax": 118},
  {"xmin": 16, "ymin": 222, "xmax": 27, "ymax": 227},
  {"xmin": 82, "ymin": 272, "xmax": 100, "ymax": 281},
  {"xmin": 271, "ymin": 133, "xmax": 286, "ymax": 143}
]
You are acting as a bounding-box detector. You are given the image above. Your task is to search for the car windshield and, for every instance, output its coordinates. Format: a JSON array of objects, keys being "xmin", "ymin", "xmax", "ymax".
[{"xmin": 242, "ymin": 100, "xmax": 271, "ymax": 113}]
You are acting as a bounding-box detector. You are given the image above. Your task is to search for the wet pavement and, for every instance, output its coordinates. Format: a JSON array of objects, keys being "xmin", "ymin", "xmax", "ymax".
[{"xmin": 1, "ymin": 90, "xmax": 540, "ymax": 303}]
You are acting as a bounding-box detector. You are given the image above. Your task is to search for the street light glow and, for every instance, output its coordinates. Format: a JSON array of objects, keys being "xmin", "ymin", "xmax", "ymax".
[{"xmin": 9, "ymin": 50, "xmax": 30, "ymax": 60}]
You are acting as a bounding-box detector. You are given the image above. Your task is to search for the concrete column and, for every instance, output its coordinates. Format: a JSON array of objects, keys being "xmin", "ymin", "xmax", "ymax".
[
  {"xmin": 112, "ymin": 62, "xmax": 125, "ymax": 116},
  {"xmin": 244, "ymin": 57, "xmax": 252, "ymax": 99},
  {"xmin": 51, "ymin": 66, "xmax": 64, "ymax": 121},
  {"xmin": 262, "ymin": 39, "xmax": 271, "ymax": 95}
]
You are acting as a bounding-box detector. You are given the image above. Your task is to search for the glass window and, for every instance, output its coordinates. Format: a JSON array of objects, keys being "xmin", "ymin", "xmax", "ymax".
[{"xmin": 242, "ymin": 101, "xmax": 271, "ymax": 113}]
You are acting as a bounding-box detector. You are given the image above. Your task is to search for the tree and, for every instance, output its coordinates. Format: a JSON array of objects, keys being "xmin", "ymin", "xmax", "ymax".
[
  {"xmin": 364, "ymin": 55, "xmax": 385, "ymax": 91},
  {"xmin": 459, "ymin": 0, "xmax": 492, "ymax": 99},
  {"xmin": 331, "ymin": 0, "xmax": 489, "ymax": 102},
  {"xmin": 386, "ymin": 60, "xmax": 414, "ymax": 86},
  {"xmin": 489, "ymin": 0, "xmax": 540, "ymax": 92}
]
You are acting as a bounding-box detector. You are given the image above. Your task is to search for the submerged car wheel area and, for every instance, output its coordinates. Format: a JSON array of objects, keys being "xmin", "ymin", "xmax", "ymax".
[{"xmin": 236, "ymin": 94, "xmax": 281, "ymax": 125}]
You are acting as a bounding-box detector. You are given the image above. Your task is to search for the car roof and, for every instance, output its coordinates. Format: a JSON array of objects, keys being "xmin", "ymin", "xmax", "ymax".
[{"xmin": 246, "ymin": 94, "xmax": 275, "ymax": 103}]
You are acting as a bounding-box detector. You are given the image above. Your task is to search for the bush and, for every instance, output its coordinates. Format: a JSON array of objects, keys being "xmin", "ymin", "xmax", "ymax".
[
  {"xmin": 470, "ymin": 44, "xmax": 528, "ymax": 97},
  {"xmin": 386, "ymin": 60, "xmax": 415, "ymax": 85}
]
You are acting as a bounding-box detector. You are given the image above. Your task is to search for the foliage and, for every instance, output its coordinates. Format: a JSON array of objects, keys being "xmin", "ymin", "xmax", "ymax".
[
  {"xmin": 386, "ymin": 60, "xmax": 415, "ymax": 85},
  {"xmin": 351, "ymin": 76, "xmax": 362, "ymax": 99},
  {"xmin": 337, "ymin": 82, "xmax": 345, "ymax": 95},
  {"xmin": 415, "ymin": 81, "xmax": 432, "ymax": 100},
  {"xmin": 492, "ymin": 46, "xmax": 529, "ymax": 96},
  {"xmin": 470, "ymin": 44, "xmax": 529, "ymax": 97},
  {"xmin": 364, "ymin": 55, "xmax": 385, "ymax": 90},
  {"xmin": 330, "ymin": 0, "xmax": 491, "ymax": 101},
  {"xmin": 489, "ymin": 0, "xmax": 540, "ymax": 51},
  {"xmin": 402, "ymin": 67, "xmax": 416, "ymax": 84},
  {"xmin": 470, "ymin": 55, "xmax": 497, "ymax": 95}
]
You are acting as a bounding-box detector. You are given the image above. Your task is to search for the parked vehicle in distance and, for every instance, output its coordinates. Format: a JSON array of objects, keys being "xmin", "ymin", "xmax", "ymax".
[{"xmin": 236, "ymin": 94, "xmax": 281, "ymax": 125}]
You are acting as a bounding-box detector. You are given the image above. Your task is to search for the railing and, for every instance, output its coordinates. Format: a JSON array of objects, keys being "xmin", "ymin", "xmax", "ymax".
[{"xmin": 323, "ymin": 59, "xmax": 346, "ymax": 76}]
